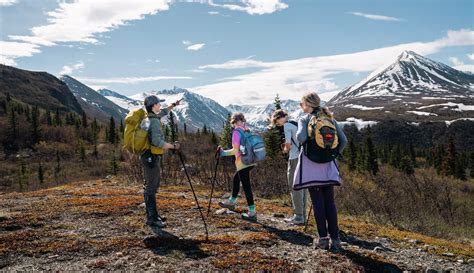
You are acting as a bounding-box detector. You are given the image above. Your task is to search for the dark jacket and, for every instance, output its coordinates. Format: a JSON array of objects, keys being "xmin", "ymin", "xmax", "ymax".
[{"xmin": 148, "ymin": 108, "xmax": 169, "ymax": 148}]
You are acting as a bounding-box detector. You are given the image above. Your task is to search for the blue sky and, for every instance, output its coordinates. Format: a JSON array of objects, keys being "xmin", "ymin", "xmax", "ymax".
[{"xmin": 1, "ymin": 0, "xmax": 473, "ymax": 106}]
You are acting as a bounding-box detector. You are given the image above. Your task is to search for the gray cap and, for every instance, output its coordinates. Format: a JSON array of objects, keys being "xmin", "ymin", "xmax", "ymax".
[{"xmin": 144, "ymin": 95, "xmax": 165, "ymax": 107}]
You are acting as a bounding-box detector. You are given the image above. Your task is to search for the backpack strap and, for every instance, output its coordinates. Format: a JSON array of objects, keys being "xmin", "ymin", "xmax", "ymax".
[{"xmin": 286, "ymin": 120, "xmax": 301, "ymax": 151}]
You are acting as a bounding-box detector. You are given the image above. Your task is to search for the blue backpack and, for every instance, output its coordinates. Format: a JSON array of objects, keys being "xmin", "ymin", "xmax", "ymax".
[{"xmin": 234, "ymin": 128, "xmax": 266, "ymax": 165}]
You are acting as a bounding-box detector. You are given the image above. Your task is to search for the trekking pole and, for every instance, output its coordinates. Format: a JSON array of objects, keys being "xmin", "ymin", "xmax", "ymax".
[
  {"xmin": 304, "ymin": 203, "xmax": 313, "ymax": 233},
  {"xmin": 177, "ymin": 150, "xmax": 209, "ymax": 241},
  {"xmin": 207, "ymin": 149, "xmax": 220, "ymax": 216}
]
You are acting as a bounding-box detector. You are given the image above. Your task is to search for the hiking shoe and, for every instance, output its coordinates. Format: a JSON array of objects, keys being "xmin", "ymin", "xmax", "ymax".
[
  {"xmin": 241, "ymin": 211, "xmax": 257, "ymax": 222},
  {"xmin": 284, "ymin": 214, "xmax": 305, "ymax": 225},
  {"xmin": 146, "ymin": 218, "xmax": 167, "ymax": 228},
  {"xmin": 218, "ymin": 200, "xmax": 236, "ymax": 210},
  {"xmin": 331, "ymin": 238, "xmax": 343, "ymax": 251},
  {"xmin": 314, "ymin": 237, "xmax": 330, "ymax": 250}
]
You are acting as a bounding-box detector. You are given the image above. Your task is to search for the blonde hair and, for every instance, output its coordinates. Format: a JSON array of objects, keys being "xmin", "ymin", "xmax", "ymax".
[
  {"xmin": 302, "ymin": 92, "xmax": 333, "ymax": 118},
  {"xmin": 271, "ymin": 109, "xmax": 288, "ymax": 126},
  {"xmin": 230, "ymin": 112, "xmax": 246, "ymax": 124}
]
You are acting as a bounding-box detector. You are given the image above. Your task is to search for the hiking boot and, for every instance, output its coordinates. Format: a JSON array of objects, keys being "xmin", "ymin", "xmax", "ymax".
[
  {"xmin": 331, "ymin": 238, "xmax": 343, "ymax": 251},
  {"xmin": 284, "ymin": 214, "xmax": 305, "ymax": 225},
  {"xmin": 241, "ymin": 211, "xmax": 257, "ymax": 222},
  {"xmin": 314, "ymin": 237, "xmax": 330, "ymax": 250},
  {"xmin": 218, "ymin": 200, "xmax": 236, "ymax": 210},
  {"xmin": 146, "ymin": 218, "xmax": 167, "ymax": 228}
]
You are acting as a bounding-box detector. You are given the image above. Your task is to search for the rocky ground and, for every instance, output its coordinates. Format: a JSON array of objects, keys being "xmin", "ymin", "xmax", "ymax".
[{"xmin": 0, "ymin": 177, "xmax": 473, "ymax": 272}]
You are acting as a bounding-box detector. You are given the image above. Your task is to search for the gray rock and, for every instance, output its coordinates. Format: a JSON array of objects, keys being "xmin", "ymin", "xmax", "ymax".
[{"xmin": 442, "ymin": 252, "xmax": 455, "ymax": 257}]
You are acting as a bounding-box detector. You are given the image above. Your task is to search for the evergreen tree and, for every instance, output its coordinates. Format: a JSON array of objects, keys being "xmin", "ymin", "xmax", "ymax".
[
  {"xmin": 7, "ymin": 105, "xmax": 18, "ymax": 140},
  {"xmin": 211, "ymin": 131, "xmax": 218, "ymax": 146},
  {"xmin": 409, "ymin": 143, "xmax": 417, "ymax": 167},
  {"xmin": 54, "ymin": 150, "xmax": 61, "ymax": 183},
  {"xmin": 455, "ymin": 157, "xmax": 466, "ymax": 180},
  {"xmin": 274, "ymin": 94, "xmax": 282, "ymax": 110},
  {"xmin": 30, "ymin": 106, "xmax": 41, "ymax": 144},
  {"xmin": 17, "ymin": 158, "xmax": 28, "ymax": 191},
  {"xmin": 38, "ymin": 163, "xmax": 44, "ymax": 184},
  {"xmin": 168, "ymin": 111, "xmax": 177, "ymax": 142},
  {"xmin": 183, "ymin": 123, "xmax": 187, "ymax": 136},
  {"xmin": 346, "ymin": 133, "xmax": 357, "ymax": 171},
  {"xmin": 91, "ymin": 118, "xmax": 99, "ymax": 158},
  {"xmin": 441, "ymin": 137, "xmax": 456, "ymax": 176},
  {"xmin": 108, "ymin": 116, "xmax": 116, "ymax": 144},
  {"xmin": 6, "ymin": 92, "xmax": 11, "ymax": 102},
  {"xmin": 203, "ymin": 125, "xmax": 208, "ymax": 135},
  {"xmin": 114, "ymin": 128, "xmax": 120, "ymax": 145},
  {"xmin": 434, "ymin": 144, "xmax": 445, "ymax": 174},
  {"xmin": 220, "ymin": 114, "xmax": 233, "ymax": 149},
  {"xmin": 46, "ymin": 110, "xmax": 52, "ymax": 126},
  {"xmin": 82, "ymin": 112, "xmax": 88, "ymax": 128},
  {"xmin": 110, "ymin": 149, "xmax": 119, "ymax": 175},
  {"xmin": 54, "ymin": 109, "xmax": 62, "ymax": 127},
  {"xmin": 25, "ymin": 106, "xmax": 31, "ymax": 122},
  {"xmin": 389, "ymin": 145, "xmax": 402, "ymax": 169},
  {"xmin": 470, "ymin": 151, "xmax": 474, "ymax": 179},
  {"xmin": 119, "ymin": 119, "xmax": 124, "ymax": 134},
  {"xmin": 79, "ymin": 140, "xmax": 86, "ymax": 163},
  {"xmin": 400, "ymin": 155, "xmax": 415, "ymax": 175},
  {"xmin": 364, "ymin": 126, "xmax": 378, "ymax": 175},
  {"xmin": 264, "ymin": 126, "xmax": 282, "ymax": 159}
]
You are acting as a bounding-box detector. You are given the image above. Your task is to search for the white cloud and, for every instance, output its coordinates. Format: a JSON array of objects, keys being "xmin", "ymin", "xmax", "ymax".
[
  {"xmin": 0, "ymin": 0, "xmax": 17, "ymax": 6},
  {"xmin": 208, "ymin": 0, "xmax": 288, "ymax": 15},
  {"xmin": 449, "ymin": 57, "xmax": 463, "ymax": 66},
  {"xmin": 347, "ymin": 12, "xmax": 402, "ymax": 22},
  {"xmin": 468, "ymin": 53, "xmax": 474, "ymax": 61},
  {"xmin": 199, "ymin": 58, "xmax": 268, "ymax": 69},
  {"xmin": 187, "ymin": 43, "xmax": 205, "ymax": 51},
  {"xmin": 449, "ymin": 56, "xmax": 474, "ymax": 73},
  {"xmin": 0, "ymin": 41, "xmax": 41, "ymax": 65},
  {"xmin": 182, "ymin": 40, "xmax": 192, "ymax": 45},
  {"xmin": 208, "ymin": 11, "xmax": 219, "ymax": 15},
  {"xmin": 4, "ymin": 0, "xmax": 171, "ymax": 64},
  {"xmin": 59, "ymin": 61, "xmax": 85, "ymax": 75},
  {"xmin": 191, "ymin": 29, "xmax": 474, "ymax": 106},
  {"xmin": 77, "ymin": 75, "xmax": 192, "ymax": 84}
]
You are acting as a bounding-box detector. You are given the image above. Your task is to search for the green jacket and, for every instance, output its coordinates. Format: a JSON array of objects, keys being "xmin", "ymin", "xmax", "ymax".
[{"xmin": 148, "ymin": 108, "xmax": 169, "ymax": 148}]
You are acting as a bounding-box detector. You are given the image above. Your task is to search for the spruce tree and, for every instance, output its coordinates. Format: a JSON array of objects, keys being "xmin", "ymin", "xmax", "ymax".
[
  {"xmin": 168, "ymin": 111, "xmax": 177, "ymax": 142},
  {"xmin": 38, "ymin": 163, "xmax": 44, "ymax": 184},
  {"xmin": 82, "ymin": 112, "xmax": 88, "ymax": 128},
  {"xmin": 183, "ymin": 123, "xmax": 187, "ymax": 136},
  {"xmin": 364, "ymin": 126, "xmax": 378, "ymax": 175},
  {"xmin": 455, "ymin": 157, "xmax": 466, "ymax": 180},
  {"xmin": 108, "ymin": 116, "xmax": 116, "ymax": 144},
  {"xmin": 211, "ymin": 131, "xmax": 218, "ymax": 145},
  {"xmin": 389, "ymin": 145, "xmax": 402, "ymax": 169},
  {"xmin": 91, "ymin": 118, "xmax": 99, "ymax": 158},
  {"xmin": 220, "ymin": 114, "xmax": 233, "ymax": 149},
  {"xmin": 119, "ymin": 119, "xmax": 124, "ymax": 134},
  {"xmin": 347, "ymin": 133, "xmax": 357, "ymax": 171},
  {"xmin": 434, "ymin": 144, "xmax": 445, "ymax": 174},
  {"xmin": 469, "ymin": 151, "xmax": 474, "ymax": 179},
  {"xmin": 409, "ymin": 143, "xmax": 417, "ymax": 167},
  {"xmin": 54, "ymin": 109, "xmax": 62, "ymax": 127},
  {"xmin": 110, "ymin": 149, "xmax": 119, "ymax": 175},
  {"xmin": 274, "ymin": 94, "xmax": 282, "ymax": 110},
  {"xmin": 30, "ymin": 106, "xmax": 41, "ymax": 144},
  {"xmin": 441, "ymin": 137, "xmax": 456, "ymax": 176},
  {"xmin": 46, "ymin": 110, "xmax": 52, "ymax": 126},
  {"xmin": 54, "ymin": 150, "xmax": 61, "ymax": 183},
  {"xmin": 79, "ymin": 140, "xmax": 86, "ymax": 162}
]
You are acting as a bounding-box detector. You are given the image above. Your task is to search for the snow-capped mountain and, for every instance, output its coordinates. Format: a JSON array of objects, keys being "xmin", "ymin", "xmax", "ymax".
[
  {"xmin": 226, "ymin": 100, "xmax": 310, "ymax": 131},
  {"xmin": 127, "ymin": 87, "xmax": 230, "ymax": 132},
  {"xmin": 328, "ymin": 50, "xmax": 474, "ymax": 121},
  {"xmin": 97, "ymin": 88, "xmax": 142, "ymax": 110},
  {"xmin": 60, "ymin": 75, "xmax": 128, "ymax": 122}
]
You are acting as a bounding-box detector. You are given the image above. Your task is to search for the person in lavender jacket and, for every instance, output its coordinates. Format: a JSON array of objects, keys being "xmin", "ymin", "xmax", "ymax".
[{"xmin": 294, "ymin": 92, "xmax": 347, "ymax": 251}]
